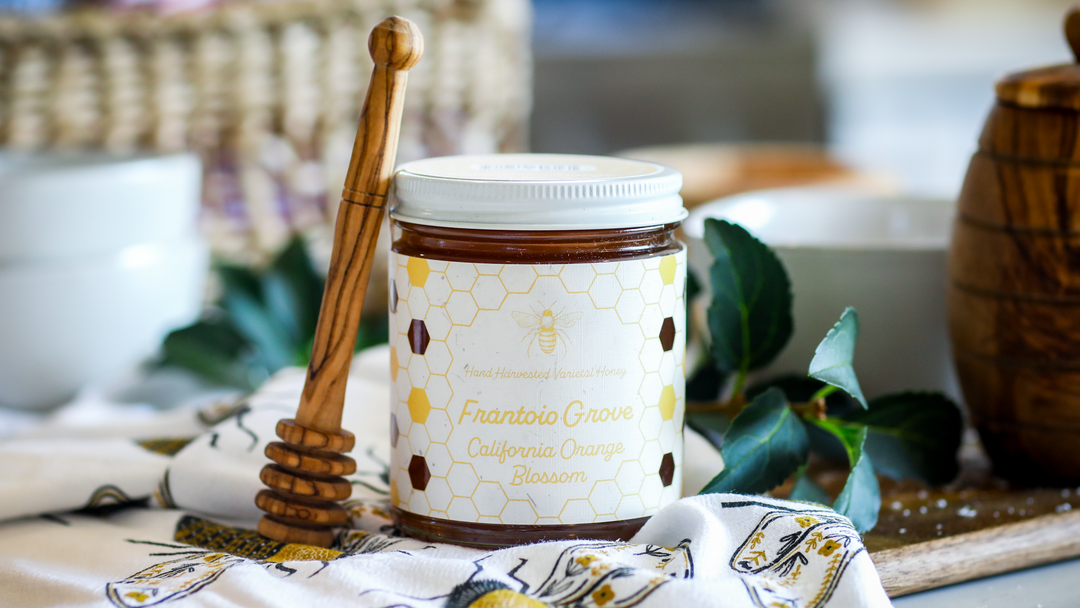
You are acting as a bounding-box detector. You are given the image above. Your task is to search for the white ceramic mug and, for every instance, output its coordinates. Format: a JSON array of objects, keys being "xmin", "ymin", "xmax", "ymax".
[
  {"xmin": 683, "ymin": 187, "xmax": 960, "ymax": 402},
  {"xmin": 0, "ymin": 153, "xmax": 207, "ymax": 410},
  {"xmin": 0, "ymin": 153, "xmax": 202, "ymax": 263}
]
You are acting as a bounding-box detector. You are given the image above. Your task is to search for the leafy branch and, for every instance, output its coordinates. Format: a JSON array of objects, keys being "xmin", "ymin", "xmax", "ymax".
[
  {"xmin": 159, "ymin": 237, "xmax": 388, "ymax": 389},
  {"xmin": 690, "ymin": 219, "xmax": 963, "ymax": 533}
]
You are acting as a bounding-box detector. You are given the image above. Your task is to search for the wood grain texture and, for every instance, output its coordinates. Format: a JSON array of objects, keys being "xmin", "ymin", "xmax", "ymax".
[
  {"xmin": 978, "ymin": 103, "xmax": 1080, "ymax": 160},
  {"xmin": 259, "ymin": 464, "xmax": 353, "ymax": 500},
  {"xmin": 265, "ymin": 442, "xmax": 357, "ymax": 476},
  {"xmin": 297, "ymin": 16, "xmax": 422, "ymax": 434},
  {"xmin": 950, "ymin": 220, "xmax": 1080, "ymax": 298},
  {"xmin": 949, "ymin": 287, "xmax": 1080, "ymax": 361},
  {"xmin": 873, "ymin": 509, "xmax": 1080, "ymax": 597},
  {"xmin": 958, "ymin": 152, "xmax": 1080, "ymax": 233},
  {"xmin": 995, "ymin": 10, "xmax": 1080, "ymax": 111},
  {"xmin": 256, "ymin": 16, "xmax": 422, "ymax": 547},
  {"xmin": 949, "ymin": 12, "xmax": 1080, "ymax": 483},
  {"xmin": 834, "ymin": 444, "xmax": 1080, "ymax": 596},
  {"xmin": 863, "ymin": 455, "xmax": 1080, "ymax": 598},
  {"xmin": 952, "ymin": 348, "xmax": 1080, "ymax": 480},
  {"xmin": 255, "ymin": 490, "xmax": 349, "ymax": 525},
  {"xmin": 275, "ymin": 419, "xmax": 356, "ymax": 452},
  {"xmin": 257, "ymin": 515, "xmax": 335, "ymax": 548}
]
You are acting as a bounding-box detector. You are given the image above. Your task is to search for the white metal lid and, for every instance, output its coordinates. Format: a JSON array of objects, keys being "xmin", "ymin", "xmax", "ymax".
[{"xmin": 390, "ymin": 153, "xmax": 686, "ymax": 230}]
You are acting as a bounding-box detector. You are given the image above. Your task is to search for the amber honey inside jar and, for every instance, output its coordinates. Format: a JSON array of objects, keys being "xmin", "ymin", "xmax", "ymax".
[{"xmin": 387, "ymin": 154, "xmax": 687, "ymax": 547}]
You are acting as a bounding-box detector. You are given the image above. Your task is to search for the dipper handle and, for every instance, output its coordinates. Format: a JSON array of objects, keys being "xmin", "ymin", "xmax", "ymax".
[{"xmin": 256, "ymin": 16, "xmax": 423, "ymax": 547}]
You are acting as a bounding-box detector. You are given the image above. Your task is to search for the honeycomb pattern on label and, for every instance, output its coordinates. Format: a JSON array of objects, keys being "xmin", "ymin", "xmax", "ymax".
[{"xmin": 390, "ymin": 252, "xmax": 686, "ymax": 525}]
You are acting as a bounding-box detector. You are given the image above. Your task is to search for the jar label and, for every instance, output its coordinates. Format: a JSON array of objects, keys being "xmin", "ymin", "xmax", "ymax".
[{"xmin": 388, "ymin": 251, "xmax": 686, "ymax": 526}]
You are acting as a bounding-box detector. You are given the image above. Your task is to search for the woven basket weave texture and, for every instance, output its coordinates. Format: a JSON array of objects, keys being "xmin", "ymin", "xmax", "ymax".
[{"xmin": 0, "ymin": 0, "xmax": 531, "ymax": 261}]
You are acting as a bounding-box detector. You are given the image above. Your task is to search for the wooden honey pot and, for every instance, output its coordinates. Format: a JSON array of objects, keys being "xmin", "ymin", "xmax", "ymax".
[{"xmin": 949, "ymin": 8, "xmax": 1080, "ymax": 483}]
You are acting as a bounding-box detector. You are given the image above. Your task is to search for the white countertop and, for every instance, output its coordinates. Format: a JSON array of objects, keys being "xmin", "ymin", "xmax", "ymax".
[{"xmin": 894, "ymin": 556, "xmax": 1080, "ymax": 607}]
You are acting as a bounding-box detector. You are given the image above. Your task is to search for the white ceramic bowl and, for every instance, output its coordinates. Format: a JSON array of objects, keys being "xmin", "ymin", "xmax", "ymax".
[
  {"xmin": 0, "ymin": 153, "xmax": 202, "ymax": 263},
  {"xmin": 0, "ymin": 238, "xmax": 209, "ymax": 410},
  {"xmin": 684, "ymin": 187, "xmax": 960, "ymax": 401}
]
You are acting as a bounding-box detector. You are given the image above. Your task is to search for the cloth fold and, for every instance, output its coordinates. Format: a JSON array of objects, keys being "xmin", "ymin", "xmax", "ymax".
[{"xmin": 0, "ymin": 346, "xmax": 891, "ymax": 607}]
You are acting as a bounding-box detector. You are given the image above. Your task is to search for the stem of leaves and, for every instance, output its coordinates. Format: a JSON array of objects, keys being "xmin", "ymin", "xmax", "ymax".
[
  {"xmin": 809, "ymin": 384, "xmax": 837, "ymax": 404},
  {"xmin": 730, "ymin": 364, "xmax": 749, "ymax": 405},
  {"xmin": 693, "ymin": 220, "xmax": 963, "ymax": 535}
]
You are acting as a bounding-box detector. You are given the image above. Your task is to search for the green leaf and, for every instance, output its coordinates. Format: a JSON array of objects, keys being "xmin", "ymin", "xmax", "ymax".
[
  {"xmin": 747, "ymin": 375, "xmax": 861, "ymax": 464},
  {"xmin": 832, "ymin": 426, "xmax": 880, "ymax": 533},
  {"xmin": 699, "ymin": 388, "xmax": 808, "ymax": 495},
  {"xmin": 685, "ymin": 268, "xmax": 703, "ymax": 347},
  {"xmin": 355, "ymin": 314, "xmax": 391, "ymax": 353},
  {"xmin": 703, "ymin": 219, "xmax": 793, "ymax": 378},
  {"xmin": 809, "ymin": 419, "xmax": 879, "ymax": 532},
  {"xmin": 790, "ymin": 468, "xmax": 831, "ymax": 505},
  {"xmin": 806, "ymin": 417, "xmax": 865, "ymax": 463},
  {"xmin": 808, "ymin": 307, "xmax": 867, "ymax": 409},
  {"xmin": 844, "ymin": 392, "xmax": 963, "ymax": 485},
  {"xmin": 746, "ymin": 375, "xmax": 860, "ymax": 418},
  {"xmin": 222, "ymin": 288, "xmax": 294, "ymax": 373},
  {"xmin": 266, "ymin": 238, "xmax": 325, "ymax": 344},
  {"xmin": 686, "ymin": 267, "xmax": 702, "ymax": 303},
  {"xmin": 262, "ymin": 272, "xmax": 304, "ymax": 345},
  {"xmin": 802, "ymin": 422, "xmax": 850, "ymax": 466},
  {"xmin": 159, "ymin": 237, "xmax": 389, "ymax": 387},
  {"xmin": 160, "ymin": 319, "xmax": 260, "ymax": 389},
  {"xmin": 217, "ymin": 265, "xmax": 263, "ymax": 302}
]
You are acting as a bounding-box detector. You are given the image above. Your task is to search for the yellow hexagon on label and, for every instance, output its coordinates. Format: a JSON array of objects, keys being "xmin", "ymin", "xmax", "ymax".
[
  {"xmin": 657, "ymin": 384, "xmax": 676, "ymax": 421},
  {"xmin": 659, "ymin": 256, "xmax": 677, "ymax": 286},
  {"xmin": 407, "ymin": 388, "xmax": 431, "ymax": 424},
  {"xmin": 407, "ymin": 257, "xmax": 430, "ymax": 288},
  {"xmin": 390, "ymin": 346, "xmax": 399, "ymax": 382}
]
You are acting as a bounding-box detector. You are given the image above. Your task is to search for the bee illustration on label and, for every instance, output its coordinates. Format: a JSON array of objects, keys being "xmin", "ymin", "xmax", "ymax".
[{"xmin": 512, "ymin": 302, "xmax": 582, "ymax": 356}]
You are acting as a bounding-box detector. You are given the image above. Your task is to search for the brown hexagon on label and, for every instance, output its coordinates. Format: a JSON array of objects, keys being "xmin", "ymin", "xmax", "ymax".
[
  {"xmin": 390, "ymin": 413, "xmax": 400, "ymax": 448},
  {"xmin": 659, "ymin": 316, "xmax": 676, "ymax": 352},
  {"xmin": 659, "ymin": 452, "xmax": 675, "ymax": 487},
  {"xmin": 409, "ymin": 455, "xmax": 431, "ymax": 491},
  {"xmin": 408, "ymin": 319, "xmax": 430, "ymax": 355}
]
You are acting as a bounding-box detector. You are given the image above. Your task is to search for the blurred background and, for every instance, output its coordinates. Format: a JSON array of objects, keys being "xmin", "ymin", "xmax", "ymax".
[
  {"xmin": 531, "ymin": 0, "xmax": 1074, "ymax": 196},
  {"xmin": 0, "ymin": 0, "xmax": 1075, "ymax": 415}
]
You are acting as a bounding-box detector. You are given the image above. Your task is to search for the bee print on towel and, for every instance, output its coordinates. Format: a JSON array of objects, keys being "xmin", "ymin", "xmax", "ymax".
[
  {"xmin": 106, "ymin": 514, "xmax": 412, "ymax": 607},
  {"xmin": 728, "ymin": 502, "xmax": 863, "ymax": 608},
  {"xmin": 109, "ymin": 515, "xmax": 694, "ymax": 608},
  {"xmin": 359, "ymin": 539, "xmax": 694, "ymax": 608}
]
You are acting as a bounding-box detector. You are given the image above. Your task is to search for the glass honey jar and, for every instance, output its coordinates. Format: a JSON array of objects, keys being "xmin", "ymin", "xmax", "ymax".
[{"xmin": 387, "ymin": 154, "xmax": 687, "ymax": 547}]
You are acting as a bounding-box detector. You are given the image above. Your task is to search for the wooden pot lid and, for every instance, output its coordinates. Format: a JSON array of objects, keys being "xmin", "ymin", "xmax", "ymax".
[{"xmin": 996, "ymin": 8, "xmax": 1080, "ymax": 110}]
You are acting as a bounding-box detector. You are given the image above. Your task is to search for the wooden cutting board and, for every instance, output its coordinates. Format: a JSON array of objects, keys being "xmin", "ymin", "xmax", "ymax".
[{"xmin": 866, "ymin": 484, "xmax": 1080, "ymax": 597}]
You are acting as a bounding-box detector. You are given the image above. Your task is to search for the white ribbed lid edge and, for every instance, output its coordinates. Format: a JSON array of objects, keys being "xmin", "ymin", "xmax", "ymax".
[{"xmin": 390, "ymin": 154, "xmax": 686, "ymax": 230}]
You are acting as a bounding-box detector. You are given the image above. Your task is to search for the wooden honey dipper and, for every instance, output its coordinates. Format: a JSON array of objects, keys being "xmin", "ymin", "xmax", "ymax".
[{"xmin": 254, "ymin": 16, "xmax": 423, "ymax": 548}]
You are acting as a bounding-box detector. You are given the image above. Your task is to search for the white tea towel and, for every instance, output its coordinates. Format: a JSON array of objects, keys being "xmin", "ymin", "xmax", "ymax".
[{"xmin": 0, "ymin": 346, "xmax": 891, "ymax": 608}]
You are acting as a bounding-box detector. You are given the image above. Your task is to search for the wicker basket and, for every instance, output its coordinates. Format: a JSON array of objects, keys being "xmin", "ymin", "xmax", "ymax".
[{"xmin": 0, "ymin": 0, "xmax": 531, "ymax": 262}]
